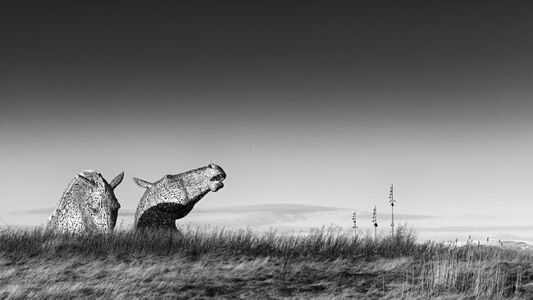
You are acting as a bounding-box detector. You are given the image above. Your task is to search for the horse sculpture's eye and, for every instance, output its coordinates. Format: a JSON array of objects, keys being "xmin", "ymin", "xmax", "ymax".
[
  {"xmin": 90, "ymin": 206, "xmax": 99, "ymax": 214},
  {"xmin": 211, "ymin": 174, "xmax": 224, "ymax": 181}
]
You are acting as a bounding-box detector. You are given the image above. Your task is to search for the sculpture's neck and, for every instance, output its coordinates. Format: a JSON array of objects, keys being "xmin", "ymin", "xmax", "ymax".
[
  {"xmin": 48, "ymin": 180, "xmax": 88, "ymax": 233},
  {"xmin": 136, "ymin": 203, "xmax": 187, "ymax": 229}
]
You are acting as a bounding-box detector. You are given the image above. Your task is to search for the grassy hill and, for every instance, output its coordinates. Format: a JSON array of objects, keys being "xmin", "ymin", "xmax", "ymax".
[{"xmin": 0, "ymin": 226, "xmax": 532, "ymax": 299}]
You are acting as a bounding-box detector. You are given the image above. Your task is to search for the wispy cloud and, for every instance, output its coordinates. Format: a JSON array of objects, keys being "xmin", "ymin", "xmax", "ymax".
[
  {"xmin": 178, "ymin": 204, "xmax": 438, "ymax": 232},
  {"xmin": 418, "ymin": 225, "xmax": 533, "ymax": 233},
  {"xmin": 5, "ymin": 204, "xmax": 533, "ymax": 244},
  {"xmin": 11, "ymin": 208, "xmax": 54, "ymax": 215},
  {"xmin": 7, "ymin": 203, "xmax": 437, "ymax": 233},
  {"xmin": 196, "ymin": 203, "xmax": 344, "ymax": 213},
  {"xmin": 107, "ymin": 208, "xmax": 136, "ymax": 216},
  {"xmin": 11, "ymin": 204, "xmax": 343, "ymax": 216}
]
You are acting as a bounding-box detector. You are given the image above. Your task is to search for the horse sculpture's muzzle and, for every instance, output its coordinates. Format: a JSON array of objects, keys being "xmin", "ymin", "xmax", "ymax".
[{"xmin": 208, "ymin": 164, "xmax": 226, "ymax": 192}]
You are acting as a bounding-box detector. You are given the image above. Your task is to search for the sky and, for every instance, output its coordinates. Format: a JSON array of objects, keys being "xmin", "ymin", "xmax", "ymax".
[{"xmin": 1, "ymin": 1, "xmax": 533, "ymax": 240}]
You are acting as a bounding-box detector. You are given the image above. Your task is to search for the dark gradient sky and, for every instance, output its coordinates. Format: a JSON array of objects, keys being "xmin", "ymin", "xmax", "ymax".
[{"xmin": 2, "ymin": 1, "xmax": 533, "ymax": 227}]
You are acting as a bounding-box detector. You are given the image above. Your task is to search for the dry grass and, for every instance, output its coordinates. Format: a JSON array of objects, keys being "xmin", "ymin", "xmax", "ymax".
[{"xmin": 0, "ymin": 226, "xmax": 532, "ymax": 299}]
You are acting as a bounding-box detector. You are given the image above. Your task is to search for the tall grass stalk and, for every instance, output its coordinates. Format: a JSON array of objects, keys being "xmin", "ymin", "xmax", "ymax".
[{"xmin": 389, "ymin": 184, "xmax": 396, "ymax": 237}]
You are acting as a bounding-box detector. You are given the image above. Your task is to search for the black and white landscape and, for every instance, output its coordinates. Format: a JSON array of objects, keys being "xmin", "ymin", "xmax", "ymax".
[{"xmin": 1, "ymin": 1, "xmax": 533, "ymax": 299}]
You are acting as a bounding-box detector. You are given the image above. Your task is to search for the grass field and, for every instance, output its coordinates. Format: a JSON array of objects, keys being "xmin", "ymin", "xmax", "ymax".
[{"xmin": 0, "ymin": 226, "xmax": 532, "ymax": 299}]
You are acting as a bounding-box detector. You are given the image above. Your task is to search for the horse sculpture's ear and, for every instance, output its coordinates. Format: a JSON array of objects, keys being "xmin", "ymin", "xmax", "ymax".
[
  {"xmin": 133, "ymin": 177, "xmax": 153, "ymax": 189},
  {"xmin": 78, "ymin": 174, "xmax": 97, "ymax": 187},
  {"xmin": 109, "ymin": 172, "xmax": 124, "ymax": 190}
]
